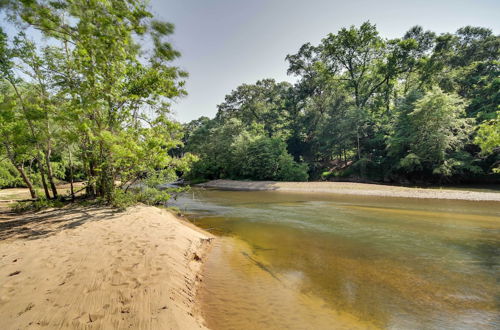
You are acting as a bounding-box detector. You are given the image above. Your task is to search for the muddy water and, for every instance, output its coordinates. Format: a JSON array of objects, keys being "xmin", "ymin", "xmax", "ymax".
[{"xmin": 171, "ymin": 189, "xmax": 500, "ymax": 329}]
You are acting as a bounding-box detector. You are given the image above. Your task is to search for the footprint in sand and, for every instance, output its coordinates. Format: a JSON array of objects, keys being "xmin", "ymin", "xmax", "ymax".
[
  {"xmin": 130, "ymin": 277, "xmax": 141, "ymax": 289},
  {"xmin": 118, "ymin": 290, "xmax": 131, "ymax": 305},
  {"xmin": 17, "ymin": 302, "xmax": 34, "ymax": 316}
]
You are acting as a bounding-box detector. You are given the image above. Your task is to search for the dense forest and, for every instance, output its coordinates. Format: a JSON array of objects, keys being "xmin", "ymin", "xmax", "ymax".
[
  {"xmin": 184, "ymin": 23, "xmax": 499, "ymax": 184},
  {"xmin": 0, "ymin": 0, "xmax": 194, "ymax": 205},
  {"xmin": 0, "ymin": 1, "xmax": 498, "ymax": 208}
]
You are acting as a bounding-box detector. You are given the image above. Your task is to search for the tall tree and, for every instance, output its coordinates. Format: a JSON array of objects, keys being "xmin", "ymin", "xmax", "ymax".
[{"xmin": 1, "ymin": 0, "xmax": 191, "ymax": 203}]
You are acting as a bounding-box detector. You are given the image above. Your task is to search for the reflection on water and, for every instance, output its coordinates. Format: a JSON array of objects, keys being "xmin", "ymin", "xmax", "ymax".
[{"xmin": 171, "ymin": 189, "xmax": 500, "ymax": 329}]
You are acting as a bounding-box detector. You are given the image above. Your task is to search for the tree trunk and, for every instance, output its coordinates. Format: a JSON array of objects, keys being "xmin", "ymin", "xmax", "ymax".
[
  {"xmin": 356, "ymin": 130, "xmax": 361, "ymax": 160},
  {"xmin": 45, "ymin": 149, "xmax": 58, "ymax": 198},
  {"xmin": 87, "ymin": 157, "xmax": 97, "ymax": 198},
  {"xmin": 69, "ymin": 150, "xmax": 75, "ymax": 201},
  {"xmin": 16, "ymin": 164, "xmax": 37, "ymax": 199},
  {"xmin": 37, "ymin": 157, "xmax": 51, "ymax": 199},
  {"xmin": 2, "ymin": 141, "xmax": 37, "ymax": 199}
]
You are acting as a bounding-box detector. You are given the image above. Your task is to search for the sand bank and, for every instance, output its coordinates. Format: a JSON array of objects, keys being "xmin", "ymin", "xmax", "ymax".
[
  {"xmin": 199, "ymin": 180, "xmax": 500, "ymax": 201},
  {"xmin": 0, "ymin": 205, "xmax": 213, "ymax": 329}
]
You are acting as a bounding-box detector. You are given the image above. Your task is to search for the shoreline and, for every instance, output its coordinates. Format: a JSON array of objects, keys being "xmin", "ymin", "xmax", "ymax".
[
  {"xmin": 198, "ymin": 179, "xmax": 500, "ymax": 202},
  {"xmin": 0, "ymin": 204, "xmax": 213, "ymax": 329}
]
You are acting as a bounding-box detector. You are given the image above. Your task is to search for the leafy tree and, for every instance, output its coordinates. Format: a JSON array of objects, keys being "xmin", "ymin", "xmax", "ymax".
[
  {"xmin": 475, "ymin": 112, "xmax": 500, "ymax": 154},
  {"xmin": 216, "ymin": 79, "xmax": 293, "ymax": 138},
  {"xmin": 185, "ymin": 117, "xmax": 307, "ymax": 181},
  {"xmin": 186, "ymin": 22, "xmax": 498, "ymax": 184},
  {"xmin": 389, "ymin": 88, "xmax": 477, "ymax": 178},
  {"xmin": 475, "ymin": 112, "xmax": 500, "ymax": 173},
  {"xmin": 0, "ymin": 82, "xmax": 38, "ymax": 196},
  {"xmin": 0, "ymin": 0, "xmax": 192, "ymax": 204}
]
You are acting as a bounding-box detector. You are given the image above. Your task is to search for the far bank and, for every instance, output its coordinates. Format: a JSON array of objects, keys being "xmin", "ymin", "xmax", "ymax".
[{"xmin": 198, "ymin": 180, "xmax": 500, "ymax": 202}]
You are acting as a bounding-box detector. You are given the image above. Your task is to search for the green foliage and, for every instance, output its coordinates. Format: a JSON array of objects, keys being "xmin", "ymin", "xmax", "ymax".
[
  {"xmin": 185, "ymin": 117, "xmax": 308, "ymax": 182},
  {"xmin": 0, "ymin": 0, "xmax": 191, "ymax": 204},
  {"xmin": 233, "ymin": 135, "xmax": 308, "ymax": 181},
  {"xmin": 0, "ymin": 5, "xmax": 498, "ymax": 192},
  {"xmin": 475, "ymin": 112, "xmax": 500, "ymax": 173},
  {"xmin": 216, "ymin": 79, "xmax": 293, "ymax": 138},
  {"xmin": 409, "ymin": 88, "xmax": 471, "ymax": 164},
  {"xmin": 475, "ymin": 112, "xmax": 500, "ymax": 155},
  {"xmin": 107, "ymin": 189, "xmax": 138, "ymax": 210},
  {"xmin": 276, "ymin": 152, "xmax": 309, "ymax": 181},
  {"xmin": 394, "ymin": 88, "xmax": 474, "ymax": 176},
  {"xmin": 388, "ymin": 88, "xmax": 479, "ymax": 179},
  {"xmin": 0, "ymin": 159, "xmax": 23, "ymax": 187},
  {"xmin": 185, "ymin": 22, "xmax": 498, "ymax": 183}
]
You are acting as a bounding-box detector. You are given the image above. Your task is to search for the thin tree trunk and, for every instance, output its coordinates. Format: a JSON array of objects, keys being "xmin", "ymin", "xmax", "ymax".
[
  {"xmin": 2, "ymin": 142, "xmax": 37, "ymax": 199},
  {"xmin": 69, "ymin": 149, "xmax": 75, "ymax": 201},
  {"xmin": 356, "ymin": 130, "xmax": 361, "ymax": 160},
  {"xmin": 16, "ymin": 164, "xmax": 37, "ymax": 199},
  {"xmin": 37, "ymin": 157, "xmax": 51, "ymax": 199},
  {"xmin": 45, "ymin": 148, "xmax": 58, "ymax": 198},
  {"xmin": 7, "ymin": 78, "xmax": 49, "ymax": 198},
  {"xmin": 87, "ymin": 157, "xmax": 96, "ymax": 198}
]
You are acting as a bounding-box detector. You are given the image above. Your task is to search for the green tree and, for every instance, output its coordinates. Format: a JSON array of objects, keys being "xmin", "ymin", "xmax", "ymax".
[
  {"xmin": 1, "ymin": 0, "xmax": 191, "ymax": 203},
  {"xmin": 0, "ymin": 83, "xmax": 37, "ymax": 196},
  {"xmin": 475, "ymin": 112, "xmax": 500, "ymax": 173},
  {"xmin": 216, "ymin": 79, "xmax": 292, "ymax": 138},
  {"xmin": 389, "ymin": 88, "xmax": 477, "ymax": 178}
]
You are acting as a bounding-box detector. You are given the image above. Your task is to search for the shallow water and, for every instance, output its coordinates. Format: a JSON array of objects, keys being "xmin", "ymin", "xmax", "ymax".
[{"xmin": 171, "ymin": 189, "xmax": 500, "ymax": 329}]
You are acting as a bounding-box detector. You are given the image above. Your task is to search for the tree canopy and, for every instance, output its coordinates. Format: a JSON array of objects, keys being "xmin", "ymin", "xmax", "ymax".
[
  {"xmin": 185, "ymin": 22, "xmax": 499, "ymax": 184},
  {"xmin": 0, "ymin": 0, "xmax": 193, "ymax": 205},
  {"xmin": 0, "ymin": 5, "xmax": 498, "ymax": 196}
]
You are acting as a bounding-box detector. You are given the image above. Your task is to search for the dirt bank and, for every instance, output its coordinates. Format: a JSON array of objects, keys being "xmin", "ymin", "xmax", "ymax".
[
  {"xmin": 0, "ymin": 205, "xmax": 213, "ymax": 329},
  {"xmin": 199, "ymin": 180, "xmax": 500, "ymax": 202}
]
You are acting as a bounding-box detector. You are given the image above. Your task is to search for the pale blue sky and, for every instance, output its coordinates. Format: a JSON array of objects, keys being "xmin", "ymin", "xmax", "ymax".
[
  {"xmin": 150, "ymin": 0, "xmax": 499, "ymax": 123},
  {"xmin": 2, "ymin": 1, "xmax": 498, "ymax": 122}
]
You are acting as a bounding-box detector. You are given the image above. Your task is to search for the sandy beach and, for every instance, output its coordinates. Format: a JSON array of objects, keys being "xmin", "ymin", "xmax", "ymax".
[
  {"xmin": 199, "ymin": 179, "xmax": 500, "ymax": 201},
  {"xmin": 0, "ymin": 205, "xmax": 213, "ymax": 329}
]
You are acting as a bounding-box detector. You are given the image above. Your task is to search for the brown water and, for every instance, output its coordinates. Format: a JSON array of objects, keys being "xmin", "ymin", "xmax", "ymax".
[{"xmin": 171, "ymin": 189, "xmax": 500, "ymax": 329}]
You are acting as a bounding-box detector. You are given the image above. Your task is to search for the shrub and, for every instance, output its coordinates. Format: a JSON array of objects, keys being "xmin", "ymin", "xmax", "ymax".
[{"xmin": 233, "ymin": 136, "xmax": 308, "ymax": 181}]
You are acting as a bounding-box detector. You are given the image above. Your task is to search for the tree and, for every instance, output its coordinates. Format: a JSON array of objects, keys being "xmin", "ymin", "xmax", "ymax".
[
  {"xmin": 185, "ymin": 117, "xmax": 307, "ymax": 181},
  {"xmin": 187, "ymin": 23, "xmax": 497, "ymax": 184},
  {"xmin": 390, "ymin": 88, "xmax": 476, "ymax": 178},
  {"xmin": 0, "ymin": 0, "xmax": 191, "ymax": 204},
  {"xmin": 475, "ymin": 112, "xmax": 500, "ymax": 173},
  {"xmin": 216, "ymin": 79, "xmax": 292, "ymax": 138},
  {"xmin": 0, "ymin": 81, "xmax": 38, "ymax": 197}
]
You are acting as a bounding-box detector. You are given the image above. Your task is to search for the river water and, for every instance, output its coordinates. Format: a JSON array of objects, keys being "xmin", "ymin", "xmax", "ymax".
[{"xmin": 171, "ymin": 189, "xmax": 500, "ymax": 329}]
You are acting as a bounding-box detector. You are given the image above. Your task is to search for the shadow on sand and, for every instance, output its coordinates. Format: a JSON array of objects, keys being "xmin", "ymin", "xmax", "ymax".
[{"xmin": 0, "ymin": 206, "xmax": 118, "ymax": 241}]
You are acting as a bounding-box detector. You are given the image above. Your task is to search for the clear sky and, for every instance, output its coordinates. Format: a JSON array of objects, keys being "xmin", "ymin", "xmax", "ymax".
[{"xmin": 149, "ymin": 0, "xmax": 499, "ymax": 123}]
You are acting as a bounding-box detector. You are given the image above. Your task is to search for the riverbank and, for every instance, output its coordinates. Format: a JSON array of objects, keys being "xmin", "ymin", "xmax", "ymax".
[
  {"xmin": 199, "ymin": 179, "xmax": 500, "ymax": 201},
  {"xmin": 0, "ymin": 205, "xmax": 213, "ymax": 329}
]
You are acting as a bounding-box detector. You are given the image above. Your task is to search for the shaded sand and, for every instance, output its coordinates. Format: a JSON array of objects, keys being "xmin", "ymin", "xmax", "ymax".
[
  {"xmin": 0, "ymin": 205, "xmax": 213, "ymax": 329},
  {"xmin": 199, "ymin": 180, "xmax": 500, "ymax": 201}
]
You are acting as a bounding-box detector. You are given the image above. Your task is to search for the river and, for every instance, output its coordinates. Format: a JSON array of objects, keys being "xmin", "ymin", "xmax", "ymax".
[{"xmin": 170, "ymin": 188, "xmax": 500, "ymax": 329}]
